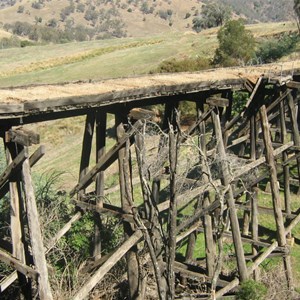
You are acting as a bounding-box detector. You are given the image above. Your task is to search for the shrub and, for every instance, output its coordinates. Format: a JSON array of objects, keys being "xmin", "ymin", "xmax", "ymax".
[
  {"xmin": 17, "ymin": 5, "xmax": 24, "ymax": 13},
  {"xmin": 236, "ymin": 279, "xmax": 267, "ymax": 300},
  {"xmin": 0, "ymin": 35, "xmax": 21, "ymax": 48},
  {"xmin": 213, "ymin": 19, "xmax": 256, "ymax": 66},
  {"xmin": 232, "ymin": 91, "xmax": 249, "ymax": 116},
  {"xmin": 256, "ymin": 33, "xmax": 300, "ymax": 63},
  {"xmin": 154, "ymin": 57, "xmax": 211, "ymax": 73}
]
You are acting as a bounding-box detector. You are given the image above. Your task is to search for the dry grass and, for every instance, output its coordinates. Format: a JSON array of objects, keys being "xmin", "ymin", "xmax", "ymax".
[{"xmin": 0, "ymin": 39, "xmax": 162, "ymax": 78}]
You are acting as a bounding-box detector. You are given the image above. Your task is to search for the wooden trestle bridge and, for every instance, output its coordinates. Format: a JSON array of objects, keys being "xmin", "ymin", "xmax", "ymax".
[{"xmin": 0, "ymin": 63, "xmax": 300, "ymax": 299}]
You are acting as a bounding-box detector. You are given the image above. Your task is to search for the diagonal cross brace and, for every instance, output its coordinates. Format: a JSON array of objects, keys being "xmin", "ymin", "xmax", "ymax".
[
  {"xmin": 70, "ymin": 120, "xmax": 143, "ymax": 197},
  {"xmin": 0, "ymin": 148, "xmax": 28, "ymax": 190}
]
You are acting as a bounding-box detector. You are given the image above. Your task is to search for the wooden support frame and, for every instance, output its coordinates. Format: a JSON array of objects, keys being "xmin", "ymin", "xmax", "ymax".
[{"xmin": 0, "ymin": 73, "xmax": 300, "ymax": 300}]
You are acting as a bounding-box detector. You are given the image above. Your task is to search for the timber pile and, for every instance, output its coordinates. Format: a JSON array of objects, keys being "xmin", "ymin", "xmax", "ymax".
[{"xmin": 0, "ymin": 65, "xmax": 300, "ymax": 299}]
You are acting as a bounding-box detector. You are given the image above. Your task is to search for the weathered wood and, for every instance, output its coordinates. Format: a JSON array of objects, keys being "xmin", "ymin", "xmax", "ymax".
[
  {"xmin": 78, "ymin": 112, "xmax": 95, "ymax": 199},
  {"xmin": 215, "ymin": 209, "xmax": 300, "ymax": 299},
  {"xmin": 198, "ymin": 103, "xmax": 215, "ymax": 277},
  {"xmin": 22, "ymin": 157, "xmax": 53, "ymax": 300},
  {"xmin": 135, "ymin": 131, "xmax": 166, "ymax": 300},
  {"xmin": 212, "ymin": 110, "xmax": 248, "ymax": 282},
  {"xmin": 286, "ymin": 81, "xmax": 300, "ymax": 89},
  {"xmin": 215, "ymin": 241, "xmax": 278, "ymax": 299},
  {"xmin": 0, "ymin": 145, "xmax": 45, "ymax": 201},
  {"xmin": 166, "ymin": 127, "xmax": 178, "ymax": 300},
  {"xmin": 73, "ymin": 230, "xmax": 143, "ymax": 300},
  {"xmin": 93, "ymin": 111, "xmax": 106, "ymax": 260},
  {"xmin": 5, "ymin": 128, "xmax": 40, "ymax": 146},
  {"xmin": 280, "ymin": 97, "xmax": 291, "ymax": 216},
  {"xmin": 206, "ymin": 96, "xmax": 229, "ymax": 107},
  {"xmin": 129, "ymin": 108, "xmax": 157, "ymax": 121},
  {"xmin": 0, "ymin": 148, "xmax": 28, "ymax": 189},
  {"xmin": 260, "ymin": 106, "xmax": 287, "ymax": 246},
  {"xmin": 287, "ymin": 91, "xmax": 300, "ymax": 194},
  {"xmin": 0, "ymin": 248, "xmax": 38, "ymax": 280},
  {"xmin": 70, "ymin": 119, "xmax": 143, "ymax": 196},
  {"xmin": 5, "ymin": 143, "xmax": 31, "ymax": 299},
  {"xmin": 116, "ymin": 114, "xmax": 142, "ymax": 300},
  {"xmin": 29, "ymin": 145, "xmax": 45, "ymax": 166},
  {"xmin": 259, "ymin": 105, "xmax": 293, "ymax": 290}
]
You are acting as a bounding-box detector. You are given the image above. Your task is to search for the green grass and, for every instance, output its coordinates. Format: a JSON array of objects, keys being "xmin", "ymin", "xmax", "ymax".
[{"xmin": 0, "ymin": 21, "xmax": 297, "ymax": 88}]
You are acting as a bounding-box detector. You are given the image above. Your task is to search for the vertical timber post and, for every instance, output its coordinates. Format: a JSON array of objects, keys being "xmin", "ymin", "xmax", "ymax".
[
  {"xmin": 198, "ymin": 101, "xmax": 215, "ymax": 277},
  {"xmin": 116, "ymin": 113, "xmax": 142, "ymax": 299},
  {"xmin": 5, "ymin": 142, "xmax": 32, "ymax": 299},
  {"xmin": 93, "ymin": 111, "xmax": 106, "ymax": 260},
  {"xmin": 166, "ymin": 126, "xmax": 178, "ymax": 300},
  {"xmin": 212, "ymin": 109, "xmax": 248, "ymax": 282},
  {"xmin": 259, "ymin": 105, "xmax": 293, "ymax": 291},
  {"xmin": 22, "ymin": 153, "xmax": 53, "ymax": 300},
  {"xmin": 78, "ymin": 112, "xmax": 95, "ymax": 199}
]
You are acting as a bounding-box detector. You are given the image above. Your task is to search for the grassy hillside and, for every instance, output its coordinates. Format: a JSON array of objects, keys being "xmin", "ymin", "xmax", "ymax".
[
  {"xmin": 0, "ymin": 0, "xmax": 294, "ymax": 39},
  {"xmin": 0, "ymin": 21, "xmax": 297, "ymax": 88}
]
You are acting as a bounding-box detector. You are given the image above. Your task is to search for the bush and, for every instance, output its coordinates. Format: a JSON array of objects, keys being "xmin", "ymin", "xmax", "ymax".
[
  {"xmin": 0, "ymin": 35, "xmax": 21, "ymax": 48},
  {"xmin": 236, "ymin": 279, "xmax": 267, "ymax": 300},
  {"xmin": 232, "ymin": 91, "xmax": 249, "ymax": 116},
  {"xmin": 154, "ymin": 57, "xmax": 211, "ymax": 73},
  {"xmin": 213, "ymin": 19, "xmax": 256, "ymax": 66},
  {"xmin": 256, "ymin": 33, "xmax": 299, "ymax": 63},
  {"xmin": 17, "ymin": 5, "xmax": 24, "ymax": 13}
]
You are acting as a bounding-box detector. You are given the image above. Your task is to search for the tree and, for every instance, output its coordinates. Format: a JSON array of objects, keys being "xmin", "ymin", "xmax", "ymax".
[
  {"xmin": 213, "ymin": 19, "xmax": 255, "ymax": 67},
  {"xmin": 199, "ymin": 2, "xmax": 231, "ymax": 30}
]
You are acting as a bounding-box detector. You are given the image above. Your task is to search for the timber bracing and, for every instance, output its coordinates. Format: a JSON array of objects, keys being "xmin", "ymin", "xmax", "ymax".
[{"xmin": 0, "ymin": 68, "xmax": 300, "ymax": 299}]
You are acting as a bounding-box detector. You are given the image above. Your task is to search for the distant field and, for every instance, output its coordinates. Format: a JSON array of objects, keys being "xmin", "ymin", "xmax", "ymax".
[{"xmin": 0, "ymin": 21, "xmax": 297, "ymax": 88}]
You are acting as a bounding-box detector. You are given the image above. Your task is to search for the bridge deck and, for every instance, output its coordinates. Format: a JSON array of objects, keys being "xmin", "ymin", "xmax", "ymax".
[{"xmin": 0, "ymin": 62, "xmax": 298, "ymax": 123}]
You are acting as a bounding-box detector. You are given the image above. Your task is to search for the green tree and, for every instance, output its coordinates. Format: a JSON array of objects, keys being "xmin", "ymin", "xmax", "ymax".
[
  {"xmin": 213, "ymin": 19, "xmax": 255, "ymax": 67},
  {"xmin": 200, "ymin": 2, "xmax": 231, "ymax": 29}
]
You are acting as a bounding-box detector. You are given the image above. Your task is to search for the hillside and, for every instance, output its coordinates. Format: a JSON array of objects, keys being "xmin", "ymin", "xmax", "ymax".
[
  {"xmin": 0, "ymin": 0, "xmax": 295, "ymax": 38},
  {"xmin": 0, "ymin": 21, "xmax": 298, "ymax": 88}
]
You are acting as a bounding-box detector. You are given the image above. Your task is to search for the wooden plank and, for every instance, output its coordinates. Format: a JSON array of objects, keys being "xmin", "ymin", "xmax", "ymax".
[
  {"xmin": 260, "ymin": 105, "xmax": 293, "ymax": 290},
  {"xmin": 206, "ymin": 97, "xmax": 229, "ymax": 107},
  {"xmin": 94, "ymin": 111, "xmax": 106, "ymax": 260},
  {"xmin": 72, "ymin": 230, "xmax": 143, "ymax": 300},
  {"xmin": 227, "ymin": 134, "xmax": 249, "ymax": 148},
  {"xmin": 0, "ymin": 148, "xmax": 28, "ymax": 189},
  {"xmin": 116, "ymin": 114, "xmax": 142, "ymax": 299},
  {"xmin": 5, "ymin": 144, "xmax": 31, "ymax": 298},
  {"xmin": 70, "ymin": 119, "xmax": 143, "ymax": 197},
  {"xmin": 286, "ymin": 81, "xmax": 300, "ymax": 89},
  {"xmin": 260, "ymin": 105, "xmax": 287, "ymax": 246},
  {"xmin": 0, "ymin": 104, "xmax": 24, "ymax": 114},
  {"xmin": 5, "ymin": 128, "xmax": 40, "ymax": 146},
  {"xmin": 129, "ymin": 108, "xmax": 157, "ymax": 121},
  {"xmin": 212, "ymin": 110, "xmax": 248, "ymax": 282},
  {"xmin": 22, "ymin": 158, "xmax": 53, "ymax": 300},
  {"xmin": 78, "ymin": 112, "xmax": 95, "ymax": 200},
  {"xmin": 0, "ymin": 248, "xmax": 38, "ymax": 280},
  {"xmin": 29, "ymin": 145, "xmax": 45, "ymax": 166},
  {"xmin": 0, "ymin": 146, "xmax": 45, "ymax": 200}
]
